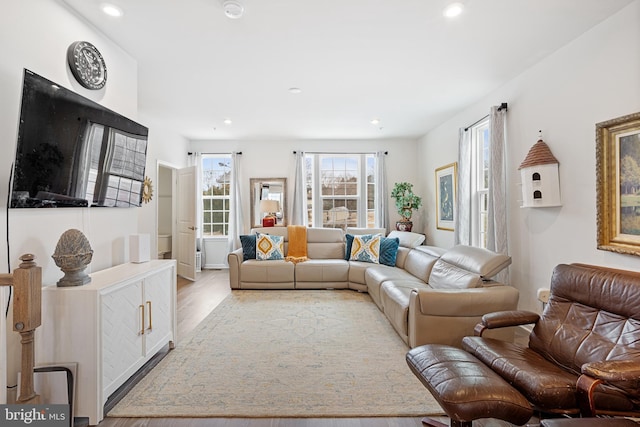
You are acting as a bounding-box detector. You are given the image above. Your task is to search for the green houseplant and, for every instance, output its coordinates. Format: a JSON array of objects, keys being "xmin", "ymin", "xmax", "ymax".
[{"xmin": 390, "ymin": 182, "xmax": 422, "ymax": 231}]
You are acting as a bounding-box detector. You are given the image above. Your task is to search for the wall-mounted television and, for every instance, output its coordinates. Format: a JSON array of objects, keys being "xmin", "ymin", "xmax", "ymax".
[{"xmin": 10, "ymin": 69, "xmax": 149, "ymax": 208}]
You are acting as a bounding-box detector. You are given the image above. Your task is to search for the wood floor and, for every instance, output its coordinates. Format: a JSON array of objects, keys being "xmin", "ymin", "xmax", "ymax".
[{"xmin": 98, "ymin": 269, "xmax": 539, "ymax": 427}]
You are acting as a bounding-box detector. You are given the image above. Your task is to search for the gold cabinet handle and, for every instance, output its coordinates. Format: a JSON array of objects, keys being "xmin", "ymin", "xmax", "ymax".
[
  {"xmin": 139, "ymin": 304, "xmax": 145, "ymax": 335},
  {"xmin": 146, "ymin": 300, "xmax": 153, "ymax": 331}
]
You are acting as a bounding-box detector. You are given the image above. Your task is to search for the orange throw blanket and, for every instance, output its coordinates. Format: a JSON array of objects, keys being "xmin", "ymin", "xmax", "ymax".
[{"xmin": 285, "ymin": 225, "xmax": 308, "ymax": 264}]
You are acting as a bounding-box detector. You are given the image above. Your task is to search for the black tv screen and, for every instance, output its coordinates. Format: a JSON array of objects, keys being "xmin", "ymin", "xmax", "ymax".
[{"xmin": 10, "ymin": 69, "xmax": 149, "ymax": 208}]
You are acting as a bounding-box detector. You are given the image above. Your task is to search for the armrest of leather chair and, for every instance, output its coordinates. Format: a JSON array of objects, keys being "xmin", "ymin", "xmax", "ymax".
[
  {"xmin": 582, "ymin": 359, "xmax": 640, "ymax": 382},
  {"xmin": 474, "ymin": 310, "xmax": 539, "ymax": 336},
  {"xmin": 577, "ymin": 359, "xmax": 640, "ymax": 417},
  {"xmin": 228, "ymin": 248, "xmax": 244, "ymax": 289}
]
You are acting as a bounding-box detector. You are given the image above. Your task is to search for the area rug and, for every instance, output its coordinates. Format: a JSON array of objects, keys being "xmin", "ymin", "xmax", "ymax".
[{"xmin": 108, "ymin": 290, "xmax": 443, "ymax": 418}]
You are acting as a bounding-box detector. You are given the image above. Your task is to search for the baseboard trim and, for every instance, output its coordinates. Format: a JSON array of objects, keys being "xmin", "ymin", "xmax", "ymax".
[{"xmin": 103, "ymin": 343, "xmax": 172, "ymax": 416}]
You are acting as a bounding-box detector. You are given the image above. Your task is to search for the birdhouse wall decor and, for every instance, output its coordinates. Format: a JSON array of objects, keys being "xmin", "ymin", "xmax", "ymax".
[{"xmin": 518, "ymin": 135, "xmax": 561, "ymax": 208}]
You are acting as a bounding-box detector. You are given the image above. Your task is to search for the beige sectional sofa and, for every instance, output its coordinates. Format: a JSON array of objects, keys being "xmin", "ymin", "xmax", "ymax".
[{"xmin": 227, "ymin": 226, "xmax": 519, "ymax": 348}]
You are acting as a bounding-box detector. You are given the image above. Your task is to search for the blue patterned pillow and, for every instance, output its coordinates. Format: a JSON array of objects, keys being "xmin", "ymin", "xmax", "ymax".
[
  {"xmin": 379, "ymin": 237, "xmax": 399, "ymax": 267},
  {"xmin": 256, "ymin": 233, "xmax": 284, "ymax": 260},
  {"xmin": 349, "ymin": 234, "xmax": 381, "ymax": 264},
  {"xmin": 240, "ymin": 235, "xmax": 256, "ymax": 261}
]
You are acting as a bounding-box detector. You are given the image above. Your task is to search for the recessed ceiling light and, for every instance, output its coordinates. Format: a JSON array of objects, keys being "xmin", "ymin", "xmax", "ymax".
[
  {"xmin": 288, "ymin": 87, "xmax": 302, "ymax": 94},
  {"xmin": 443, "ymin": 2, "xmax": 464, "ymax": 18},
  {"xmin": 370, "ymin": 119, "xmax": 380, "ymax": 125},
  {"xmin": 223, "ymin": 118, "xmax": 232, "ymax": 125},
  {"xmin": 101, "ymin": 3, "xmax": 123, "ymax": 17}
]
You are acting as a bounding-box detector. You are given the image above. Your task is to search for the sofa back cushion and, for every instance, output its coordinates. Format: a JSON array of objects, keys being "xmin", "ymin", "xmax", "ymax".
[
  {"xmin": 403, "ymin": 248, "xmax": 440, "ymax": 282},
  {"xmin": 439, "ymin": 245, "xmax": 511, "ymax": 278},
  {"xmin": 530, "ymin": 264, "xmax": 640, "ymax": 379},
  {"xmin": 387, "ymin": 230, "xmax": 425, "ymax": 248},
  {"xmin": 306, "ymin": 227, "xmax": 345, "ymax": 259},
  {"xmin": 428, "ymin": 260, "xmax": 483, "ymax": 289}
]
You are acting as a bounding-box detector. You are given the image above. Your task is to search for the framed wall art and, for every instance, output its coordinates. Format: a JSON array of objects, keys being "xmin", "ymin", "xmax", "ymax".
[
  {"xmin": 435, "ymin": 162, "xmax": 457, "ymax": 231},
  {"xmin": 596, "ymin": 111, "xmax": 640, "ymax": 256}
]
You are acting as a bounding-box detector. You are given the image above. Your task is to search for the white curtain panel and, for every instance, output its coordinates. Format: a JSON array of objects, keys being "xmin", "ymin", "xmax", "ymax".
[
  {"xmin": 487, "ymin": 106, "xmax": 509, "ymax": 284},
  {"xmin": 375, "ymin": 151, "xmax": 389, "ymax": 232},
  {"xmin": 291, "ymin": 151, "xmax": 308, "ymax": 226},
  {"xmin": 227, "ymin": 152, "xmax": 244, "ymax": 252},
  {"xmin": 455, "ymin": 128, "xmax": 472, "ymax": 245}
]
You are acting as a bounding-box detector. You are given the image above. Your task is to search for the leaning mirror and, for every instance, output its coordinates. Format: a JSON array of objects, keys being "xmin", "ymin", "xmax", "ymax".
[{"xmin": 250, "ymin": 178, "xmax": 287, "ymax": 227}]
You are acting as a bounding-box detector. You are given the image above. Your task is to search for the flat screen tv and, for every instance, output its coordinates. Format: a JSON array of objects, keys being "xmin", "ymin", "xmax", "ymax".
[{"xmin": 10, "ymin": 69, "xmax": 149, "ymax": 208}]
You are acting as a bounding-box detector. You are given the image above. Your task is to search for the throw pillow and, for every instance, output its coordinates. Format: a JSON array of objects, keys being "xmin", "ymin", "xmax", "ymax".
[
  {"xmin": 349, "ymin": 234, "xmax": 381, "ymax": 264},
  {"xmin": 379, "ymin": 237, "xmax": 400, "ymax": 267},
  {"xmin": 256, "ymin": 233, "xmax": 284, "ymax": 260},
  {"xmin": 239, "ymin": 234, "xmax": 257, "ymax": 261},
  {"xmin": 344, "ymin": 233, "xmax": 355, "ymax": 260}
]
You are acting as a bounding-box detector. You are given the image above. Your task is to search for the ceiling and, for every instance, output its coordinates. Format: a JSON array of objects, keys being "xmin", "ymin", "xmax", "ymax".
[{"xmin": 61, "ymin": 0, "xmax": 633, "ymax": 141}]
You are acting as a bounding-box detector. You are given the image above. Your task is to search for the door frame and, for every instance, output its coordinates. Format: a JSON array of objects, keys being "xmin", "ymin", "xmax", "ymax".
[{"xmin": 156, "ymin": 161, "xmax": 179, "ymax": 263}]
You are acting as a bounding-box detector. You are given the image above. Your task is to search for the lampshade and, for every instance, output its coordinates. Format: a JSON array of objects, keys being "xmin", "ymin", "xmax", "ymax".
[{"xmin": 260, "ymin": 199, "xmax": 280, "ymax": 213}]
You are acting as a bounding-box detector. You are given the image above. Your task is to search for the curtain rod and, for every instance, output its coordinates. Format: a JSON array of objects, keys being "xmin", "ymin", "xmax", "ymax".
[
  {"xmin": 187, "ymin": 152, "xmax": 242, "ymax": 155},
  {"xmin": 293, "ymin": 151, "xmax": 388, "ymax": 155},
  {"xmin": 464, "ymin": 102, "xmax": 508, "ymax": 131}
]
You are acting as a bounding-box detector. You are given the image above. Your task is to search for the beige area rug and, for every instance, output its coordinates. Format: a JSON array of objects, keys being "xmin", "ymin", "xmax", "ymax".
[{"xmin": 108, "ymin": 290, "xmax": 443, "ymax": 418}]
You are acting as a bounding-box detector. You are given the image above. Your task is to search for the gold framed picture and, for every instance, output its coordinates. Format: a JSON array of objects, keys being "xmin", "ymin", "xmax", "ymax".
[
  {"xmin": 596, "ymin": 112, "xmax": 640, "ymax": 256},
  {"xmin": 435, "ymin": 162, "xmax": 457, "ymax": 231}
]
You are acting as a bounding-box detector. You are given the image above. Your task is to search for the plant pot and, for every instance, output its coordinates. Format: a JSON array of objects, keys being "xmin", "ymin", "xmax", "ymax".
[{"xmin": 395, "ymin": 221, "xmax": 413, "ymax": 232}]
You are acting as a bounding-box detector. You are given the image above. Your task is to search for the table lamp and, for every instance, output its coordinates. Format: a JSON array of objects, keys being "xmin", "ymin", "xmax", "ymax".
[{"xmin": 260, "ymin": 200, "xmax": 280, "ymax": 227}]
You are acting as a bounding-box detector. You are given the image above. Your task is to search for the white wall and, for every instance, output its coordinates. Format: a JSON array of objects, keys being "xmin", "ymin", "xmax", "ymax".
[
  {"xmin": 419, "ymin": 0, "xmax": 640, "ymax": 314},
  {"xmin": 0, "ymin": 0, "xmax": 187, "ymax": 398},
  {"xmin": 187, "ymin": 138, "xmax": 422, "ymax": 235}
]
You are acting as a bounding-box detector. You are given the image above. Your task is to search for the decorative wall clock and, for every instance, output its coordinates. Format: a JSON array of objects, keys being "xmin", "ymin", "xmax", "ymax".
[{"xmin": 67, "ymin": 41, "xmax": 107, "ymax": 90}]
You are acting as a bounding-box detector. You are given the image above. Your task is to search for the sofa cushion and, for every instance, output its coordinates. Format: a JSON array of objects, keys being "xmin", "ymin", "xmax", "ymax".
[
  {"xmin": 239, "ymin": 234, "xmax": 256, "ymax": 261},
  {"xmin": 346, "ymin": 234, "xmax": 399, "ymax": 267},
  {"xmin": 403, "ymin": 249, "xmax": 440, "ymax": 282},
  {"xmin": 295, "ymin": 259, "xmax": 349, "ymax": 283},
  {"xmin": 387, "ymin": 230, "xmax": 425, "ymax": 248},
  {"xmin": 306, "ymin": 227, "xmax": 345, "ymax": 259},
  {"xmin": 440, "ymin": 245, "xmax": 511, "ymax": 278},
  {"xmin": 240, "ymin": 259, "xmax": 295, "ymax": 283},
  {"xmin": 256, "ymin": 233, "xmax": 285, "ymax": 260},
  {"xmin": 428, "ymin": 259, "xmax": 483, "ymax": 289},
  {"xmin": 349, "ymin": 234, "xmax": 382, "ymax": 263}
]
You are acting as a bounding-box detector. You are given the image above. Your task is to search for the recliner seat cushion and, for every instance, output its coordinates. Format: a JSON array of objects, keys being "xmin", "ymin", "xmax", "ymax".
[{"xmin": 462, "ymin": 336, "xmax": 579, "ymax": 411}]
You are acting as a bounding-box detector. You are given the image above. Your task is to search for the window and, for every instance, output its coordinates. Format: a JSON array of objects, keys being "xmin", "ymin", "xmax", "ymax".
[
  {"xmin": 471, "ymin": 118, "xmax": 490, "ymax": 248},
  {"xmin": 305, "ymin": 154, "xmax": 377, "ymax": 229},
  {"xmin": 201, "ymin": 155, "xmax": 231, "ymax": 237}
]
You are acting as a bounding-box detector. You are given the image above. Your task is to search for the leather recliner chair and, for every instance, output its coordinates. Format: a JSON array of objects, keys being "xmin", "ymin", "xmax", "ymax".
[{"xmin": 461, "ymin": 263, "xmax": 640, "ymax": 418}]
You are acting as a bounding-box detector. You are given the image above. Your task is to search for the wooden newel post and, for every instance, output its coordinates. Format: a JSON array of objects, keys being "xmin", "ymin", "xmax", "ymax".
[{"xmin": 13, "ymin": 253, "xmax": 42, "ymax": 404}]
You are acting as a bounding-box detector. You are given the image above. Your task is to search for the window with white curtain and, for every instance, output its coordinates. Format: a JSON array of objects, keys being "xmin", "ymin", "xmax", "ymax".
[
  {"xmin": 471, "ymin": 118, "xmax": 490, "ymax": 248},
  {"xmin": 201, "ymin": 154, "xmax": 231, "ymax": 236},
  {"xmin": 305, "ymin": 153, "xmax": 376, "ymax": 229}
]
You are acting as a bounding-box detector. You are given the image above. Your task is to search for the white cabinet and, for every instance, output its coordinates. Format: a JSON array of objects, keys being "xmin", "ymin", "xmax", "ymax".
[{"xmin": 37, "ymin": 260, "xmax": 177, "ymax": 425}]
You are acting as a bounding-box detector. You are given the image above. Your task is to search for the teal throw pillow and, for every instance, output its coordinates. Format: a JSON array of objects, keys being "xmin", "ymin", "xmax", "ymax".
[
  {"xmin": 379, "ymin": 237, "xmax": 400, "ymax": 267},
  {"xmin": 240, "ymin": 234, "xmax": 257, "ymax": 261}
]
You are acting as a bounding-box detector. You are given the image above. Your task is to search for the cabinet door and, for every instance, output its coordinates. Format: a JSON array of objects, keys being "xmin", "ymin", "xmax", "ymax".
[
  {"xmin": 101, "ymin": 280, "xmax": 145, "ymax": 397},
  {"xmin": 142, "ymin": 267, "xmax": 173, "ymax": 356}
]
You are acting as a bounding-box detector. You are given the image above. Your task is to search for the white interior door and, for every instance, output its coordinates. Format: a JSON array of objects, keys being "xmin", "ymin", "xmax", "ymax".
[{"xmin": 177, "ymin": 166, "xmax": 197, "ymax": 280}]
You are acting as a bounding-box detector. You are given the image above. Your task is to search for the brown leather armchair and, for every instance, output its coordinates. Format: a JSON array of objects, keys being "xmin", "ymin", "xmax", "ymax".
[{"xmin": 462, "ymin": 263, "xmax": 640, "ymax": 418}]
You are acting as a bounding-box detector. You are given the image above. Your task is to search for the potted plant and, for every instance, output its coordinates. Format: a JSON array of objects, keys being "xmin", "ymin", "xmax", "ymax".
[{"xmin": 390, "ymin": 182, "xmax": 422, "ymax": 231}]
